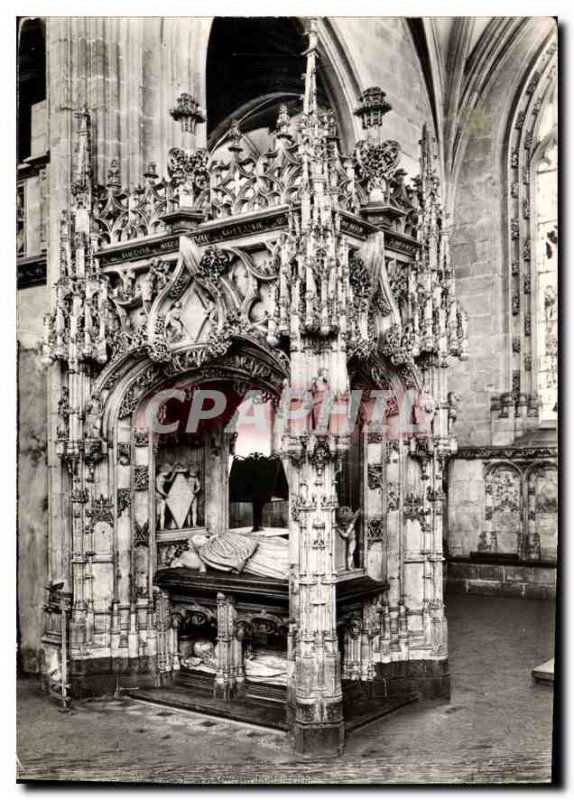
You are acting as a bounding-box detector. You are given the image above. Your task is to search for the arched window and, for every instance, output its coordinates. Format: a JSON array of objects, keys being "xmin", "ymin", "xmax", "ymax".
[
  {"xmin": 531, "ymin": 96, "xmax": 558, "ymax": 422},
  {"xmin": 504, "ymin": 39, "xmax": 557, "ymax": 425}
]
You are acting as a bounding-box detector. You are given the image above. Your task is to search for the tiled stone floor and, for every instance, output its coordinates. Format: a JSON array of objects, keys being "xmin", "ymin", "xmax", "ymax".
[{"xmin": 17, "ymin": 594, "xmax": 556, "ymax": 784}]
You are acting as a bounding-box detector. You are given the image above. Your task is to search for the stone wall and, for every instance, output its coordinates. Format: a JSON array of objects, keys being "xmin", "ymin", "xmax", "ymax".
[
  {"xmin": 447, "ymin": 454, "xmax": 557, "ymax": 599},
  {"xmin": 17, "ymin": 329, "xmax": 49, "ymax": 673},
  {"xmin": 447, "ymin": 560, "xmax": 556, "ymax": 600},
  {"xmin": 332, "ymin": 17, "xmax": 433, "ymax": 174},
  {"xmin": 446, "ymin": 19, "xmax": 556, "ymax": 447},
  {"xmin": 43, "ymin": 18, "xmax": 433, "ymax": 189},
  {"xmin": 444, "ymin": 20, "xmax": 558, "ymax": 585}
]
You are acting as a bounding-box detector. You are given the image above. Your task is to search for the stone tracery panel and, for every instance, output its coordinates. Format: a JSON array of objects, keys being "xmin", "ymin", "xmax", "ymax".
[
  {"xmin": 482, "ymin": 464, "xmax": 522, "ymax": 555},
  {"xmin": 479, "ymin": 459, "xmax": 557, "ymax": 562},
  {"xmin": 526, "ymin": 463, "xmax": 557, "ymax": 561}
]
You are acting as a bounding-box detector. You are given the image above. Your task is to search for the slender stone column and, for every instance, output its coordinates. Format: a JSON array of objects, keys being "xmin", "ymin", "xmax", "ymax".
[
  {"xmin": 287, "ymin": 448, "xmax": 345, "ymax": 757},
  {"xmin": 214, "ymin": 592, "xmax": 237, "ymax": 699}
]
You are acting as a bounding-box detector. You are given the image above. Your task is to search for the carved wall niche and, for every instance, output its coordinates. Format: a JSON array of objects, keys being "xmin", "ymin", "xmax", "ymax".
[
  {"xmin": 526, "ymin": 463, "xmax": 557, "ymax": 560},
  {"xmin": 134, "ymin": 543, "xmax": 150, "ymax": 599},
  {"xmin": 92, "ymin": 521, "xmax": 113, "ymax": 557},
  {"xmin": 479, "ymin": 459, "xmax": 557, "ymax": 562},
  {"xmin": 483, "ymin": 464, "xmax": 522, "ymax": 555}
]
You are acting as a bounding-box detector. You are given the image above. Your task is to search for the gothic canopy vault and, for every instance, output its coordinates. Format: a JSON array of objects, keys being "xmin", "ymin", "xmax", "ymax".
[{"xmin": 40, "ymin": 18, "xmax": 468, "ymax": 756}]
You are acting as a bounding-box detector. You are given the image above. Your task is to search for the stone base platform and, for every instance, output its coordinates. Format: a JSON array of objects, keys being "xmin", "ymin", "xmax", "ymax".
[{"xmin": 124, "ymin": 680, "xmax": 417, "ymax": 734}]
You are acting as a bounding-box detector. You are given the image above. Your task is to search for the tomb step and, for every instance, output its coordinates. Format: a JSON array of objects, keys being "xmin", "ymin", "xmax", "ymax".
[
  {"xmin": 124, "ymin": 683, "xmax": 417, "ymax": 736},
  {"xmin": 245, "ymin": 681, "xmax": 287, "ymax": 705},
  {"xmin": 123, "ymin": 684, "xmax": 289, "ymax": 731},
  {"xmin": 344, "ymin": 692, "xmax": 419, "ymax": 733},
  {"xmin": 175, "ymin": 670, "xmax": 288, "ymax": 705},
  {"xmin": 175, "ymin": 669, "xmax": 215, "ymax": 694},
  {"xmin": 342, "ymin": 679, "xmax": 368, "ymax": 703}
]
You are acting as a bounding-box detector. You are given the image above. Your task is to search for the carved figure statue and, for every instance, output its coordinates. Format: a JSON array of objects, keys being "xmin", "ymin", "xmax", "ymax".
[
  {"xmin": 336, "ymin": 506, "xmax": 361, "ymax": 570},
  {"xmin": 347, "ymin": 617, "xmax": 362, "ymax": 639},
  {"xmin": 141, "ymin": 258, "xmax": 171, "ymax": 314},
  {"xmin": 165, "ymin": 301, "xmax": 186, "ymax": 343},
  {"xmin": 84, "ymin": 395, "xmax": 103, "ymax": 439},
  {"xmin": 244, "ymin": 645, "xmax": 288, "ymax": 685},
  {"xmin": 232, "ymin": 262, "xmax": 250, "ymax": 299},
  {"xmin": 311, "ymin": 368, "xmax": 330, "ymax": 432},
  {"xmin": 140, "ymin": 270, "xmax": 155, "ymax": 315},
  {"xmin": 413, "ymin": 387, "xmax": 436, "ymax": 435},
  {"xmin": 156, "ymin": 467, "xmax": 172, "ymax": 530},
  {"xmin": 188, "ymin": 466, "xmax": 201, "ymax": 528},
  {"xmin": 180, "ymin": 637, "xmax": 288, "ymax": 686},
  {"xmin": 181, "ymin": 638, "xmax": 218, "ymax": 673},
  {"xmin": 447, "ymin": 391, "xmax": 459, "ymax": 431},
  {"xmin": 191, "ymin": 529, "xmax": 289, "ymax": 580},
  {"xmin": 390, "ymin": 168, "xmax": 410, "ymax": 207},
  {"xmin": 120, "ymin": 268, "xmax": 136, "ymax": 299},
  {"xmin": 170, "ymin": 531, "xmax": 209, "ymax": 571}
]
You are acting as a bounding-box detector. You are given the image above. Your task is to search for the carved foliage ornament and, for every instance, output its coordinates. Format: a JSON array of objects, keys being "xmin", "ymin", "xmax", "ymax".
[
  {"xmin": 367, "ymin": 463, "xmax": 384, "ymax": 491},
  {"xmin": 354, "ymin": 86, "xmax": 392, "ymax": 130},
  {"xmin": 354, "ymin": 139, "xmax": 401, "ymax": 191},
  {"xmin": 403, "ymin": 492, "xmax": 427, "ymax": 522},
  {"xmin": 169, "ymin": 92, "xmax": 206, "ymax": 135},
  {"xmin": 167, "ymin": 147, "xmax": 209, "ymax": 189},
  {"xmin": 117, "ymin": 443, "xmax": 131, "ymax": 465},
  {"xmin": 197, "ymin": 246, "xmax": 232, "ymax": 281},
  {"xmin": 387, "ymin": 483, "xmax": 400, "ymax": 511},
  {"xmin": 134, "ymin": 466, "xmax": 149, "ymax": 491},
  {"xmin": 86, "ymin": 494, "xmax": 114, "ymax": 533},
  {"xmin": 367, "ymin": 517, "xmax": 384, "ymax": 541},
  {"xmin": 487, "ymin": 471, "xmax": 520, "ymax": 513},
  {"xmin": 134, "ymin": 519, "xmax": 150, "ymax": 548},
  {"xmin": 117, "ymin": 488, "xmax": 131, "ymax": 516}
]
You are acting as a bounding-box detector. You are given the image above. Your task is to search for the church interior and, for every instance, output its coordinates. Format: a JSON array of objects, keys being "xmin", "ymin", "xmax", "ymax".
[{"xmin": 16, "ymin": 15, "xmax": 557, "ymax": 781}]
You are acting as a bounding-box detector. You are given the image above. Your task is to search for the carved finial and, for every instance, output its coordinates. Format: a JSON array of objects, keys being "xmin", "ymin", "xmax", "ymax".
[
  {"xmin": 227, "ymin": 119, "xmax": 243, "ymax": 152},
  {"xmin": 74, "ymin": 106, "xmax": 91, "ymax": 130},
  {"xmin": 169, "ymin": 92, "xmax": 206, "ymax": 135},
  {"xmin": 303, "ymin": 18, "xmax": 319, "ymax": 115},
  {"xmin": 143, "ymin": 162, "xmax": 158, "ymax": 182},
  {"xmin": 71, "ymin": 107, "xmax": 92, "ymax": 210},
  {"xmin": 354, "ymin": 87, "xmax": 392, "ymax": 139},
  {"xmin": 275, "ymin": 104, "xmax": 292, "ymax": 140},
  {"xmin": 106, "ymin": 159, "xmax": 121, "ymax": 189}
]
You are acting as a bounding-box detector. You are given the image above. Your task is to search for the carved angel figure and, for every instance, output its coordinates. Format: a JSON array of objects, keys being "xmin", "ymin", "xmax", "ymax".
[
  {"xmin": 165, "ymin": 301, "xmax": 187, "ymax": 343},
  {"xmin": 447, "ymin": 391, "xmax": 460, "ymax": 429},
  {"xmin": 141, "ymin": 258, "xmax": 172, "ymax": 314},
  {"xmin": 119, "ymin": 268, "xmax": 136, "ymax": 300},
  {"xmin": 336, "ymin": 506, "xmax": 361, "ymax": 570}
]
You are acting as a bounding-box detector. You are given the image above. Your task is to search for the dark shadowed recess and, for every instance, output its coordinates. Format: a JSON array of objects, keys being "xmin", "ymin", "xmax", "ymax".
[{"xmin": 206, "ymin": 17, "xmax": 330, "ymax": 146}]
